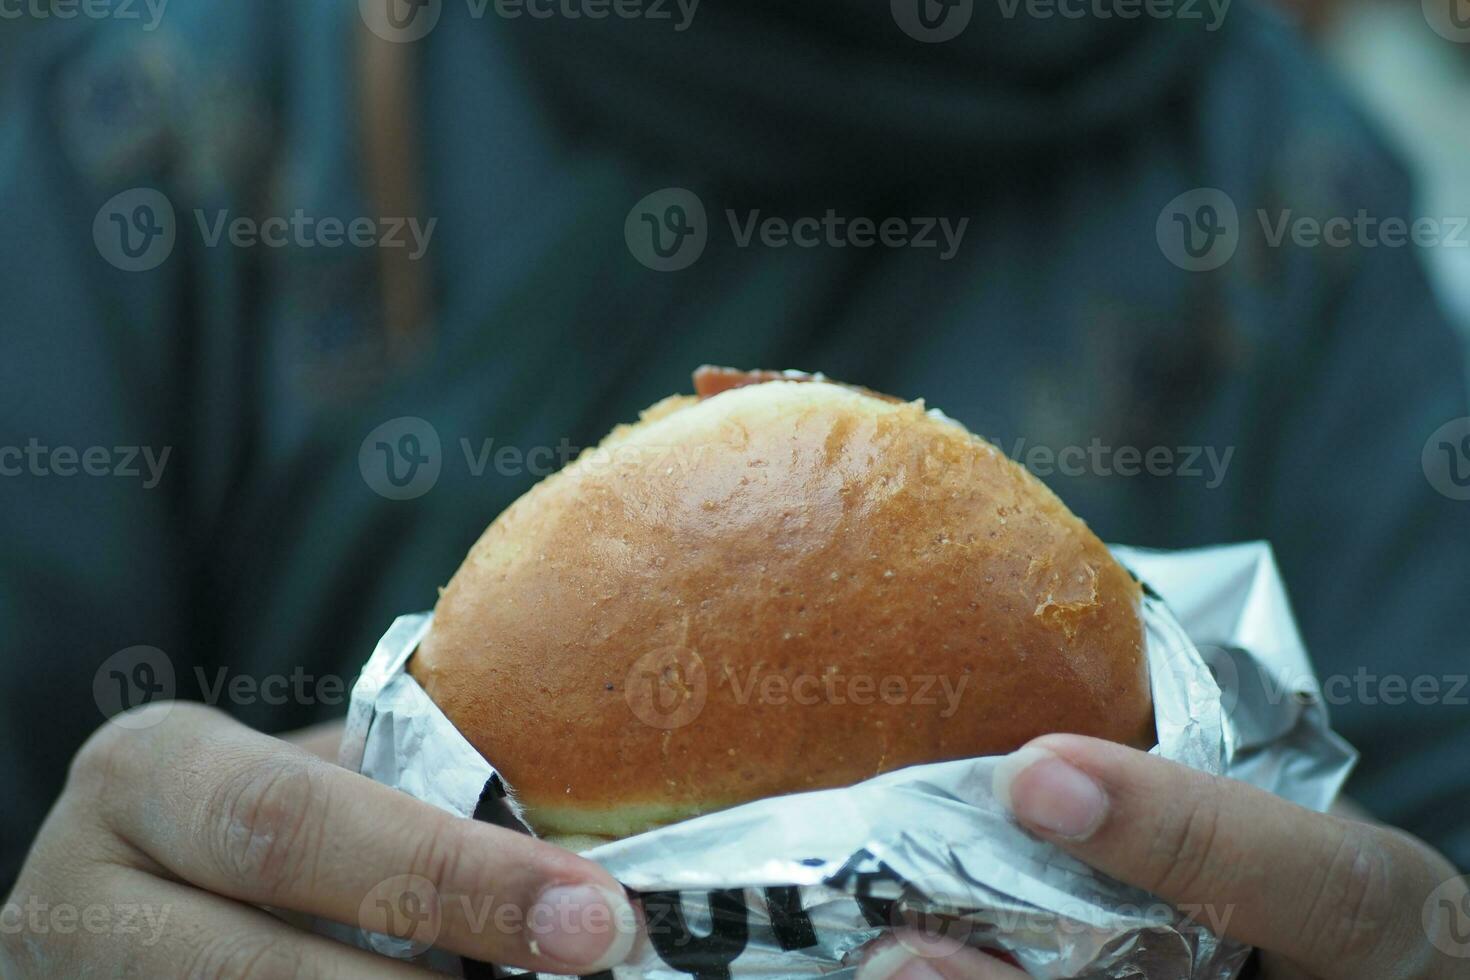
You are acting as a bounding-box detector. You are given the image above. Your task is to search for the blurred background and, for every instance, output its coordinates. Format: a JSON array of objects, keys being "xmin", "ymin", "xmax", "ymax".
[
  {"xmin": 1306, "ymin": 0, "xmax": 1470, "ymax": 336},
  {"xmin": 1, "ymin": 0, "xmax": 1468, "ymax": 894}
]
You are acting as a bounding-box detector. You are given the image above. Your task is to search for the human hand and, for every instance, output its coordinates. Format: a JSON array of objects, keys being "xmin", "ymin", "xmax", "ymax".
[
  {"xmin": 0, "ymin": 703, "xmax": 640, "ymax": 978},
  {"xmin": 855, "ymin": 734, "xmax": 1467, "ymax": 980}
]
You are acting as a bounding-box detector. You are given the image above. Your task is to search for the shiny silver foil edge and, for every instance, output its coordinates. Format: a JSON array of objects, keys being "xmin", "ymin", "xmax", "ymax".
[{"xmin": 341, "ymin": 541, "xmax": 1357, "ymax": 979}]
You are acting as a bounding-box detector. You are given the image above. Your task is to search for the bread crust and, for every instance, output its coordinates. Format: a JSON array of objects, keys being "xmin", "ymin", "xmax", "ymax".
[{"xmin": 411, "ymin": 378, "xmax": 1152, "ymax": 839}]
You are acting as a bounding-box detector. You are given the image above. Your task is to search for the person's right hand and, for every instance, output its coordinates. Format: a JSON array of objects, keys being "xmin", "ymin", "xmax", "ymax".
[{"xmin": 0, "ymin": 702, "xmax": 640, "ymax": 978}]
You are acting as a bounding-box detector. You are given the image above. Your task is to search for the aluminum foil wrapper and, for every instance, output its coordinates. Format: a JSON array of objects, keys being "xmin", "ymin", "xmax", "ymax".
[{"xmin": 340, "ymin": 542, "xmax": 1357, "ymax": 979}]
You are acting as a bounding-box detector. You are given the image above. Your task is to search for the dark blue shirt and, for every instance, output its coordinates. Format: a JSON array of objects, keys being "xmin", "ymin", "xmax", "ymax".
[{"xmin": 1, "ymin": 0, "xmax": 1466, "ymax": 886}]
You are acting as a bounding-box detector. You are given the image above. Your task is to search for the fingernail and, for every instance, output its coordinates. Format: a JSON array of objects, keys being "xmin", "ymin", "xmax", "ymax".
[
  {"xmin": 856, "ymin": 941, "xmax": 945, "ymax": 980},
  {"xmin": 993, "ymin": 745, "xmax": 1107, "ymax": 840},
  {"xmin": 528, "ymin": 883, "xmax": 638, "ymax": 971}
]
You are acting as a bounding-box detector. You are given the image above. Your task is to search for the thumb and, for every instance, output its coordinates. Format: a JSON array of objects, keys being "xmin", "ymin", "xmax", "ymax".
[{"xmin": 990, "ymin": 734, "xmax": 1455, "ymax": 979}]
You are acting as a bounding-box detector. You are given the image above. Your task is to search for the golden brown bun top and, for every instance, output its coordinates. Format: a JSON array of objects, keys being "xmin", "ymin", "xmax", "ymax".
[{"xmin": 411, "ymin": 372, "xmax": 1152, "ymax": 840}]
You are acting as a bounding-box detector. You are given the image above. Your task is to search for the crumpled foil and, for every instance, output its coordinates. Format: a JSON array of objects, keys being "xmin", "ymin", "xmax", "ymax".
[{"xmin": 340, "ymin": 542, "xmax": 1357, "ymax": 979}]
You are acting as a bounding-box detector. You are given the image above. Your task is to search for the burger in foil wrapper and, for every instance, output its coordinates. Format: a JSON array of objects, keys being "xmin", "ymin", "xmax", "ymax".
[{"xmin": 339, "ymin": 370, "xmax": 1356, "ymax": 979}]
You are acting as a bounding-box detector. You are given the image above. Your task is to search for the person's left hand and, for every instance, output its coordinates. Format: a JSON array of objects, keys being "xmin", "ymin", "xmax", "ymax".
[{"xmin": 853, "ymin": 734, "xmax": 1468, "ymax": 980}]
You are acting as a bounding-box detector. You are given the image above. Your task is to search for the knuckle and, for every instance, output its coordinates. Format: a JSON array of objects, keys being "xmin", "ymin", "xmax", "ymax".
[
  {"xmin": 185, "ymin": 932, "xmax": 313, "ymax": 980},
  {"xmin": 1147, "ymin": 781, "xmax": 1226, "ymax": 898},
  {"xmin": 203, "ymin": 758, "xmax": 329, "ymax": 901},
  {"xmin": 404, "ymin": 818, "xmax": 480, "ymax": 907},
  {"xmin": 68, "ymin": 718, "xmax": 139, "ymax": 798},
  {"xmin": 69, "ymin": 702, "xmax": 225, "ymax": 799},
  {"xmin": 1300, "ymin": 826, "xmax": 1396, "ymax": 966}
]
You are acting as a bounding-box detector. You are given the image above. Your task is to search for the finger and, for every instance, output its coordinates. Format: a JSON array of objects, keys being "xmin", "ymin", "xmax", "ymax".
[
  {"xmin": 991, "ymin": 734, "xmax": 1450, "ymax": 979},
  {"xmin": 855, "ymin": 933, "xmax": 1030, "ymax": 980},
  {"xmin": 71, "ymin": 703, "xmax": 640, "ymax": 975},
  {"xmin": 281, "ymin": 719, "xmax": 346, "ymax": 762},
  {"xmin": 7, "ymin": 866, "xmax": 436, "ymax": 979}
]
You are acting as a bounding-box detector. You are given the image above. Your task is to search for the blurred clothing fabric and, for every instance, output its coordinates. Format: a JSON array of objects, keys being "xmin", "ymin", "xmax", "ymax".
[{"xmin": 1, "ymin": 0, "xmax": 1468, "ymax": 890}]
